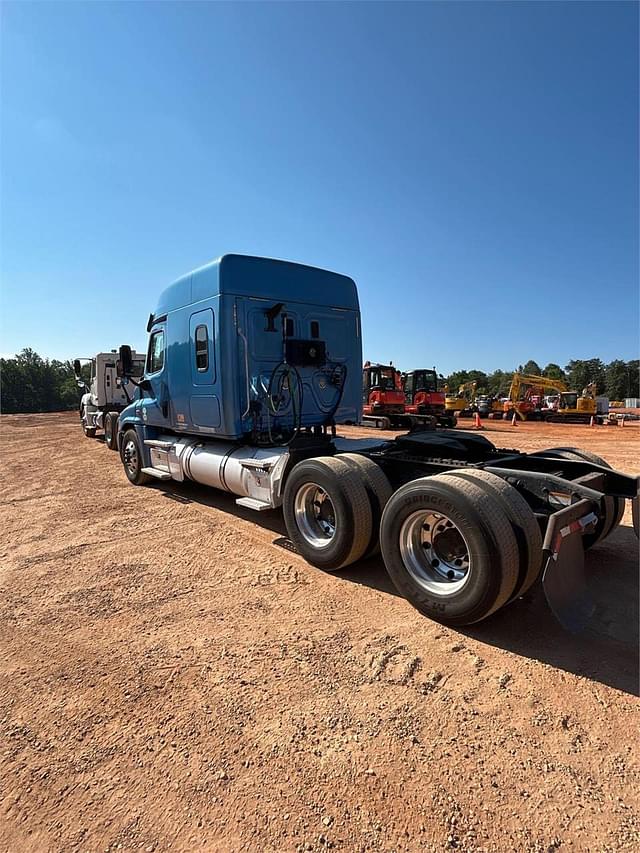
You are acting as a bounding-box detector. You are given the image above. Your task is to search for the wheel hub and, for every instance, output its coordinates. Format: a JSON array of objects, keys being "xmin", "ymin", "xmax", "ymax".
[
  {"xmin": 294, "ymin": 483, "xmax": 336, "ymax": 549},
  {"xmin": 400, "ymin": 510, "xmax": 471, "ymax": 594},
  {"xmin": 123, "ymin": 440, "xmax": 138, "ymax": 476}
]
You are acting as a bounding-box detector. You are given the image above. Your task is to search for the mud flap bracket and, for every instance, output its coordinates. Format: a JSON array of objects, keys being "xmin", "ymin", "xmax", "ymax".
[{"xmin": 542, "ymin": 498, "xmax": 598, "ymax": 633}]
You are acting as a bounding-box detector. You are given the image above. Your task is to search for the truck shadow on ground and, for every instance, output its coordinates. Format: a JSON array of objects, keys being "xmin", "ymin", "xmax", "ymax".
[
  {"xmin": 348, "ymin": 529, "xmax": 639, "ymax": 697},
  {"xmin": 157, "ymin": 481, "xmax": 638, "ymax": 696},
  {"xmin": 461, "ymin": 525, "xmax": 639, "ymax": 697}
]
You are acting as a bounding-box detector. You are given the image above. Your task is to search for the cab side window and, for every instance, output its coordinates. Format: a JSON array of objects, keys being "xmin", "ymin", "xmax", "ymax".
[
  {"xmin": 147, "ymin": 329, "xmax": 165, "ymax": 374},
  {"xmin": 195, "ymin": 324, "xmax": 208, "ymax": 371}
]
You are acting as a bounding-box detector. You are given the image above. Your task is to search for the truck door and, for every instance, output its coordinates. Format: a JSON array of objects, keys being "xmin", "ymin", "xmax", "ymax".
[
  {"xmin": 189, "ymin": 308, "xmax": 221, "ymax": 430},
  {"xmin": 140, "ymin": 324, "xmax": 170, "ymax": 428}
]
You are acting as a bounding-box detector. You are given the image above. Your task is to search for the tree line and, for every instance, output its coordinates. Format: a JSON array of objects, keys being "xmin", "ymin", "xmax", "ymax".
[
  {"xmin": 1, "ymin": 349, "xmax": 81, "ymax": 414},
  {"xmin": 0, "ymin": 349, "xmax": 638, "ymax": 414},
  {"xmin": 444, "ymin": 358, "xmax": 639, "ymax": 401}
]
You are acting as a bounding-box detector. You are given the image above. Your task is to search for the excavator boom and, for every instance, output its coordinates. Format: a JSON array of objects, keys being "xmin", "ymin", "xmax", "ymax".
[{"xmin": 505, "ymin": 373, "xmax": 599, "ymax": 423}]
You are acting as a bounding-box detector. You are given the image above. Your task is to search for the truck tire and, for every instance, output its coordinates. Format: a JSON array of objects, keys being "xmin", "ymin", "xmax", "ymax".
[
  {"xmin": 336, "ymin": 453, "xmax": 393, "ymax": 558},
  {"xmin": 543, "ymin": 447, "xmax": 621, "ymax": 547},
  {"xmin": 104, "ymin": 412, "xmax": 119, "ymax": 451},
  {"xmin": 379, "ymin": 474, "xmax": 519, "ymax": 626},
  {"xmin": 442, "ymin": 468, "xmax": 543, "ymax": 599},
  {"xmin": 283, "ymin": 456, "xmax": 372, "ymax": 571},
  {"xmin": 120, "ymin": 429, "xmax": 152, "ymax": 486}
]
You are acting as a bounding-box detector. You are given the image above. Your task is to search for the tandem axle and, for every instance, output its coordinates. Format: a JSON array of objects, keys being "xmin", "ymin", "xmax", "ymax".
[{"xmin": 118, "ymin": 419, "xmax": 639, "ymax": 631}]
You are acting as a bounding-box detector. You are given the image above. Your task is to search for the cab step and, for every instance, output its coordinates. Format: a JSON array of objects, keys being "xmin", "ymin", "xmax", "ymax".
[
  {"xmin": 141, "ymin": 467, "xmax": 172, "ymax": 480},
  {"xmin": 235, "ymin": 497, "xmax": 272, "ymax": 511}
]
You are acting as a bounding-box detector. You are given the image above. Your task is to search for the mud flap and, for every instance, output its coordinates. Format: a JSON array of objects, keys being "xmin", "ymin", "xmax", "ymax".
[
  {"xmin": 633, "ymin": 496, "xmax": 639, "ymax": 538},
  {"xmin": 542, "ymin": 500, "xmax": 598, "ymax": 633}
]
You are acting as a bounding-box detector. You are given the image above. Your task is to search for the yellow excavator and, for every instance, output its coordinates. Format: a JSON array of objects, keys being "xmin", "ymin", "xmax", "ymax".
[
  {"xmin": 444, "ymin": 381, "xmax": 477, "ymax": 417},
  {"xmin": 503, "ymin": 373, "xmax": 599, "ymax": 422}
]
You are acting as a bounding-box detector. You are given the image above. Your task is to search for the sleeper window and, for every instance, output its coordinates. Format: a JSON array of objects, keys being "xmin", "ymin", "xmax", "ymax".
[
  {"xmin": 195, "ymin": 324, "xmax": 209, "ymax": 371},
  {"xmin": 147, "ymin": 330, "xmax": 165, "ymax": 374}
]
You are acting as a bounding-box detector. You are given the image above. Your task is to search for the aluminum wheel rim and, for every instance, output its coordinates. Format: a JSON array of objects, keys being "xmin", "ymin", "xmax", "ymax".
[
  {"xmin": 399, "ymin": 510, "xmax": 471, "ymax": 595},
  {"xmin": 294, "ymin": 482, "xmax": 336, "ymax": 549},
  {"xmin": 123, "ymin": 439, "xmax": 138, "ymax": 477}
]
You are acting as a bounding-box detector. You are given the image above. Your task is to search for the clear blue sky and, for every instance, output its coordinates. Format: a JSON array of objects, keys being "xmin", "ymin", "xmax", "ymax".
[{"xmin": 1, "ymin": 1, "xmax": 638, "ymax": 373}]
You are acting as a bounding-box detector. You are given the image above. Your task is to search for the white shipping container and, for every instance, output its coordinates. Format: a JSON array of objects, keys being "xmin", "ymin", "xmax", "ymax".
[{"xmin": 624, "ymin": 398, "xmax": 640, "ymax": 408}]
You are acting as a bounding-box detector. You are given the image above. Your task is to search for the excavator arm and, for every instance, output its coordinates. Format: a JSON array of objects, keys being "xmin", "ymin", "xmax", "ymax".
[{"xmin": 506, "ymin": 373, "xmax": 569, "ymax": 419}]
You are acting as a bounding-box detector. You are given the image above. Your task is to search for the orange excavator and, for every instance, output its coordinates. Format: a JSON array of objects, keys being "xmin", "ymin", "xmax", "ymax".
[
  {"xmin": 362, "ymin": 362, "xmax": 437, "ymax": 430},
  {"xmin": 402, "ymin": 368, "xmax": 455, "ymax": 428}
]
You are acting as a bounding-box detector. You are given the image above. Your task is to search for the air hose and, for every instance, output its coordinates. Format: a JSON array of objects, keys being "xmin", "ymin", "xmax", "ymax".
[
  {"xmin": 264, "ymin": 361, "xmax": 304, "ymax": 446},
  {"xmin": 320, "ymin": 363, "xmax": 347, "ymax": 425}
]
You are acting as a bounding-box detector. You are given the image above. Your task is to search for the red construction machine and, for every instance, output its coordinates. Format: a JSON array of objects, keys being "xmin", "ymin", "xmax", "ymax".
[
  {"xmin": 402, "ymin": 368, "xmax": 456, "ymax": 428},
  {"xmin": 362, "ymin": 362, "xmax": 439, "ymax": 430}
]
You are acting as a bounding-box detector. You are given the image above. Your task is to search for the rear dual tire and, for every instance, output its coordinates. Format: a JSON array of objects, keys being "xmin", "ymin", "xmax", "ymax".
[
  {"xmin": 283, "ymin": 454, "xmax": 393, "ymax": 570},
  {"xmin": 285, "ymin": 457, "xmax": 539, "ymax": 625},
  {"xmin": 283, "ymin": 457, "xmax": 372, "ymax": 571},
  {"xmin": 380, "ymin": 474, "xmax": 520, "ymax": 627},
  {"xmin": 441, "ymin": 469, "xmax": 543, "ymax": 600}
]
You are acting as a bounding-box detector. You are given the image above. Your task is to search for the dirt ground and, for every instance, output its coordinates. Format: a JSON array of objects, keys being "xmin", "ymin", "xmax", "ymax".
[{"xmin": 1, "ymin": 413, "xmax": 638, "ymax": 853}]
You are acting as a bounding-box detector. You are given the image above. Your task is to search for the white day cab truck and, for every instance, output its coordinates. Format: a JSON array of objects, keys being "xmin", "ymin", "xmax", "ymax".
[
  {"xmin": 74, "ymin": 350, "xmax": 145, "ymax": 450},
  {"xmin": 111, "ymin": 255, "xmax": 639, "ymax": 631}
]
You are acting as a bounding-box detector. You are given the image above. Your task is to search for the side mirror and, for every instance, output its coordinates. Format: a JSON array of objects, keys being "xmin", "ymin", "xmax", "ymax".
[
  {"xmin": 118, "ymin": 344, "xmax": 133, "ymax": 378},
  {"xmin": 73, "ymin": 359, "xmax": 81, "ymax": 377}
]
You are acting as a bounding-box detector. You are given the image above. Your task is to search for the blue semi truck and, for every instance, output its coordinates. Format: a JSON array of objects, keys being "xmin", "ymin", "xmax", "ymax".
[{"xmin": 114, "ymin": 254, "xmax": 639, "ymax": 630}]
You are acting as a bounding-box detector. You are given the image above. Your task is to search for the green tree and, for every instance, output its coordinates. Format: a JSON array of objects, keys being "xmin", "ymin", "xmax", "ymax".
[
  {"xmin": 565, "ymin": 358, "xmax": 606, "ymax": 393},
  {"xmin": 487, "ymin": 370, "xmax": 511, "ymax": 397},
  {"xmin": 542, "ymin": 363, "xmax": 566, "ymax": 383},
  {"xmin": 604, "ymin": 360, "xmax": 628, "ymax": 401},
  {"xmin": 0, "ymin": 349, "xmax": 80, "ymax": 414},
  {"xmin": 522, "ymin": 360, "xmax": 542, "ymax": 375},
  {"xmin": 444, "ymin": 370, "xmax": 470, "ymax": 392},
  {"xmin": 625, "ymin": 360, "xmax": 639, "ymax": 399},
  {"xmin": 444, "ymin": 370, "xmax": 488, "ymax": 394}
]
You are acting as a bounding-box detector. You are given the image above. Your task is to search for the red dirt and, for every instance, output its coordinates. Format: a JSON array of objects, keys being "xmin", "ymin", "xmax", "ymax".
[{"xmin": 1, "ymin": 413, "xmax": 638, "ymax": 852}]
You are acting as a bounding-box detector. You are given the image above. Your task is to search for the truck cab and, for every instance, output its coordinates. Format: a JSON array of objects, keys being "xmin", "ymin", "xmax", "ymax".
[
  {"xmin": 117, "ymin": 254, "xmax": 361, "ymax": 462},
  {"xmin": 74, "ymin": 350, "xmax": 145, "ymax": 447}
]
